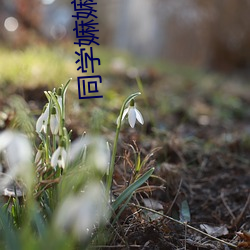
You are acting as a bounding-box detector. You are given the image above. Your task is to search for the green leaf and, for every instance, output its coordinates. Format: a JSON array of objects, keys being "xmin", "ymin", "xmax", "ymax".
[
  {"xmin": 32, "ymin": 209, "xmax": 46, "ymax": 237},
  {"xmin": 112, "ymin": 193, "xmax": 133, "ymax": 225},
  {"xmin": 112, "ymin": 167, "xmax": 154, "ymax": 211},
  {"xmin": 179, "ymin": 199, "xmax": 191, "ymax": 222},
  {"xmin": 135, "ymin": 152, "xmax": 141, "ymax": 173},
  {"xmin": 0, "ymin": 208, "xmax": 21, "ymax": 250},
  {"xmin": 61, "ymin": 78, "xmax": 71, "ymax": 99}
]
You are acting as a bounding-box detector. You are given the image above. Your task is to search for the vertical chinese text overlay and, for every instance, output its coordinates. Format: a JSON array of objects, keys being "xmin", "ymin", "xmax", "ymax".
[{"xmin": 71, "ymin": 0, "xmax": 103, "ymax": 99}]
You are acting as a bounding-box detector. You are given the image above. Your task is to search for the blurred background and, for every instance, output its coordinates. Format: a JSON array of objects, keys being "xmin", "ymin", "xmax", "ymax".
[{"xmin": 1, "ymin": 0, "xmax": 250, "ymax": 73}]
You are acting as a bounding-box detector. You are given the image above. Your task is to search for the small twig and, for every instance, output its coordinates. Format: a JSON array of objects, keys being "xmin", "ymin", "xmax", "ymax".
[
  {"xmin": 130, "ymin": 203, "xmax": 237, "ymax": 249},
  {"xmin": 34, "ymin": 179, "xmax": 59, "ymax": 198},
  {"xmin": 89, "ymin": 245, "xmax": 141, "ymax": 249},
  {"xmin": 221, "ymin": 190, "xmax": 236, "ymax": 221},
  {"xmin": 184, "ymin": 221, "xmax": 187, "ymax": 250},
  {"xmin": 39, "ymin": 178, "xmax": 60, "ymax": 184},
  {"xmin": 135, "ymin": 185, "xmax": 164, "ymax": 193},
  {"xmin": 106, "ymin": 223, "xmax": 128, "ymax": 248},
  {"xmin": 233, "ymin": 192, "xmax": 250, "ymax": 227},
  {"xmin": 166, "ymin": 178, "xmax": 183, "ymax": 215}
]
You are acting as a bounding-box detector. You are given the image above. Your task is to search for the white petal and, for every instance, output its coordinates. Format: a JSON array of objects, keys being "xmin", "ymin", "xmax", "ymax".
[
  {"xmin": 0, "ymin": 131, "xmax": 33, "ymax": 190},
  {"xmin": 44, "ymin": 104, "xmax": 50, "ymax": 119},
  {"xmin": 67, "ymin": 137, "xmax": 88, "ymax": 163},
  {"xmin": 57, "ymin": 96, "xmax": 63, "ymax": 112},
  {"xmin": 51, "ymin": 147, "xmax": 61, "ymax": 168},
  {"xmin": 55, "ymin": 195, "xmax": 79, "ymax": 232},
  {"xmin": 36, "ymin": 104, "xmax": 50, "ymax": 134},
  {"xmin": 0, "ymin": 130, "xmax": 14, "ymax": 151},
  {"xmin": 36, "ymin": 113, "xmax": 45, "ymax": 133},
  {"xmin": 41, "ymin": 122, "xmax": 47, "ymax": 133},
  {"xmin": 60, "ymin": 148, "xmax": 67, "ymax": 169},
  {"xmin": 117, "ymin": 108, "xmax": 129, "ymax": 125},
  {"xmin": 6, "ymin": 133, "xmax": 32, "ymax": 170},
  {"xmin": 58, "ymin": 159, "xmax": 65, "ymax": 169},
  {"xmin": 135, "ymin": 109, "xmax": 144, "ymax": 125},
  {"xmin": 128, "ymin": 107, "xmax": 136, "ymax": 128},
  {"xmin": 35, "ymin": 150, "xmax": 42, "ymax": 164},
  {"xmin": 116, "ymin": 116, "xmax": 120, "ymax": 125},
  {"xmin": 121, "ymin": 108, "xmax": 129, "ymax": 121},
  {"xmin": 50, "ymin": 114, "xmax": 59, "ymax": 135},
  {"xmin": 61, "ymin": 148, "xmax": 67, "ymax": 160},
  {"xmin": 93, "ymin": 138, "xmax": 110, "ymax": 173},
  {"xmin": 55, "ymin": 183, "xmax": 109, "ymax": 240}
]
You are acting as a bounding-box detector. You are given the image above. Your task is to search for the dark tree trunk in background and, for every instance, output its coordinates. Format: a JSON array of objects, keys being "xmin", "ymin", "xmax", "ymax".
[{"xmin": 204, "ymin": 0, "xmax": 250, "ymax": 72}]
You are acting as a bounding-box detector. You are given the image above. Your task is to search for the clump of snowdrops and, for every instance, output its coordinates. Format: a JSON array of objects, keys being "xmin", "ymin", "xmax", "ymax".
[{"xmin": 0, "ymin": 79, "xmax": 154, "ymax": 249}]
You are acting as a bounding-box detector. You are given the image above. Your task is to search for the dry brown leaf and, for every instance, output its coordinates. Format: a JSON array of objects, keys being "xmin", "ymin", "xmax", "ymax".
[{"xmin": 237, "ymin": 231, "xmax": 250, "ymax": 248}]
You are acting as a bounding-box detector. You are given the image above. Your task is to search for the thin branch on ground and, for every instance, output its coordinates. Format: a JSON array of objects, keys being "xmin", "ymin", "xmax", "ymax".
[
  {"xmin": 130, "ymin": 203, "xmax": 238, "ymax": 249},
  {"xmin": 166, "ymin": 178, "xmax": 183, "ymax": 215},
  {"xmin": 221, "ymin": 189, "xmax": 236, "ymax": 221},
  {"xmin": 233, "ymin": 192, "xmax": 250, "ymax": 227}
]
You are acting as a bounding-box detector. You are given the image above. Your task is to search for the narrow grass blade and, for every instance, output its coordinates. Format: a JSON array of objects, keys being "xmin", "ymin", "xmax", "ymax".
[{"xmin": 112, "ymin": 167, "xmax": 154, "ymax": 211}]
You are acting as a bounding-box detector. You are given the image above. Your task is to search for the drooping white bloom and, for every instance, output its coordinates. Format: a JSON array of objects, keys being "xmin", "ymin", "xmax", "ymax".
[
  {"xmin": 67, "ymin": 135, "xmax": 110, "ymax": 173},
  {"xmin": 50, "ymin": 106, "xmax": 59, "ymax": 135},
  {"xmin": 51, "ymin": 145, "xmax": 67, "ymax": 169},
  {"xmin": 120, "ymin": 99, "xmax": 144, "ymax": 128},
  {"xmin": 36, "ymin": 103, "xmax": 50, "ymax": 133},
  {"xmin": 0, "ymin": 130, "xmax": 33, "ymax": 190},
  {"xmin": 88, "ymin": 137, "xmax": 110, "ymax": 173},
  {"xmin": 54, "ymin": 182, "xmax": 109, "ymax": 240}
]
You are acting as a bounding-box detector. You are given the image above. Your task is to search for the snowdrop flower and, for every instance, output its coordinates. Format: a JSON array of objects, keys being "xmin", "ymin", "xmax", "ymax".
[
  {"xmin": 121, "ymin": 99, "xmax": 144, "ymax": 128},
  {"xmin": 51, "ymin": 143, "xmax": 67, "ymax": 169},
  {"xmin": 50, "ymin": 106, "xmax": 59, "ymax": 135},
  {"xmin": 0, "ymin": 130, "xmax": 33, "ymax": 190},
  {"xmin": 54, "ymin": 182, "xmax": 109, "ymax": 241},
  {"xmin": 36, "ymin": 103, "xmax": 50, "ymax": 133},
  {"xmin": 67, "ymin": 135, "xmax": 110, "ymax": 173},
  {"xmin": 87, "ymin": 137, "xmax": 110, "ymax": 173}
]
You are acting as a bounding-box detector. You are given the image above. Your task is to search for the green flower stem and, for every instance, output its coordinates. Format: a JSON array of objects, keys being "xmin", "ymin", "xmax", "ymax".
[
  {"xmin": 63, "ymin": 127, "xmax": 70, "ymax": 150},
  {"xmin": 52, "ymin": 134, "xmax": 56, "ymax": 152},
  {"xmin": 106, "ymin": 92, "xmax": 141, "ymax": 196},
  {"xmin": 61, "ymin": 78, "xmax": 71, "ymax": 127},
  {"xmin": 44, "ymin": 95, "xmax": 53, "ymax": 164}
]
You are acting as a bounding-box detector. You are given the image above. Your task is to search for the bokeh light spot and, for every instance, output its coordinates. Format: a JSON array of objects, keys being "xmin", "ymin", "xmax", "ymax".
[
  {"xmin": 50, "ymin": 24, "xmax": 67, "ymax": 40},
  {"xmin": 4, "ymin": 17, "xmax": 19, "ymax": 32},
  {"xmin": 41, "ymin": 0, "xmax": 55, "ymax": 5}
]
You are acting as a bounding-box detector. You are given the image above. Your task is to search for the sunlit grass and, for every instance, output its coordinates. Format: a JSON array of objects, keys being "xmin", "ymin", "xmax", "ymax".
[
  {"xmin": 0, "ymin": 45, "xmax": 77, "ymax": 87},
  {"xmin": 0, "ymin": 43, "xmax": 248, "ymax": 131},
  {"xmin": 0, "ymin": 44, "xmax": 210, "ymax": 87}
]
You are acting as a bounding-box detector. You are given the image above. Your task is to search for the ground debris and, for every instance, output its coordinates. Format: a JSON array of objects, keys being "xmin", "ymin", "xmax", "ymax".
[{"xmin": 237, "ymin": 231, "xmax": 250, "ymax": 248}]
